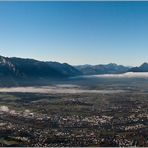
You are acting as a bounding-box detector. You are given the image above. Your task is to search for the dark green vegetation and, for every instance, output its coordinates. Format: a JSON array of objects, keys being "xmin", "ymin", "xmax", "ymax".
[{"xmin": 0, "ymin": 77, "xmax": 148, "ymax": 147}]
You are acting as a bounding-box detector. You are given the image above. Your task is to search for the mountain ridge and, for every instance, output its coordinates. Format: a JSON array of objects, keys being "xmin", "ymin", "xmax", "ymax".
[
  {"xmin": 0, "ymin": 55, "xmax": 82, "ymax": 79},
  {"xmin": 0, "ymin": 55, "xmax": 148, "ymax": 86},
  {"xmin": 129, "ymin": 62, "xmax": 148, "ymax": 72},
  {"xmin": 75, "ymin": 63, "xmax": 131, "ymax": 75}
]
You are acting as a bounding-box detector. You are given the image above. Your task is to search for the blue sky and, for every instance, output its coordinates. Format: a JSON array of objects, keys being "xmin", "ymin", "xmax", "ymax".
[{"xmin": 0, "ymin": 2, "xmax": 148, "ymax": 66}]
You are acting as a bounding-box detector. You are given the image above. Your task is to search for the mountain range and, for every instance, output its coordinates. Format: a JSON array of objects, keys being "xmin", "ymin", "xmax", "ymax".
[
  {"xmin": 75, "ymin": 63, "xmax": 131, "ymax": 75},
  {"xmin": 129, "ymin": 62, "xmax": 148, "ymax": 72},
  {"xmin": 0, "ymin": 56, "xmax": 81, "ymax": 78},
  {"xmin": 0, "ymin": 55, "xmax": 82, "ymax": 86},
  {"xmin": 0, "ymin": 55, "xmax": 148, "ymax": 86}
]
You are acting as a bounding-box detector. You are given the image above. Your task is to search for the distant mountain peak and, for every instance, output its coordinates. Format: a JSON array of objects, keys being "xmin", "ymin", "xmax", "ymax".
[
  {"xmin": 140, "ymin": 62, "xmax": 148, "ymax": 67},
  {"xmin": 129, "ymin": 62, "xmax": 148, "ymax": 72},
  {"xmin": 107, "ymin": 63, "xmax": 118, "ymax": 66}
]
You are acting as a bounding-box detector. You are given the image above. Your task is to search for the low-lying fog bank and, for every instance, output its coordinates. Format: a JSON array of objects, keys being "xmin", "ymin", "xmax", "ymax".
[
  {"xmin": 0, "ymin": 85, "xmax": 125, "ymax": 94},
  {"xmin": 71, "ymin": 72, "xmax": 148, "ymax": 79}
]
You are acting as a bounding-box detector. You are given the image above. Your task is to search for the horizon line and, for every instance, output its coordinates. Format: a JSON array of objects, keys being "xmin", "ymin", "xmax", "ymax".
[{"xmin": 0, "ymin": 54, "xmax": 146, "ymax": 67}]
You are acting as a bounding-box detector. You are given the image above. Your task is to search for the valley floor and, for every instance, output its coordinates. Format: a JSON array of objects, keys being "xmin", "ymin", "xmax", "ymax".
[{"xmin": 0, "ymin": 77, "xmax": 147, "ymax": 147}]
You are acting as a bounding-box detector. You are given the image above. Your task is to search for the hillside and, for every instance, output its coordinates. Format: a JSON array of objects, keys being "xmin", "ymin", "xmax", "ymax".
[{"xmin": 0, "ymin": 55, "xmax": 82, "ymax": 86}]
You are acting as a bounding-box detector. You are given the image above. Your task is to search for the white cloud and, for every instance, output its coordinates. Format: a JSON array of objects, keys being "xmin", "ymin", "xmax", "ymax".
[{"xmin": 77, "ymin": 72, "xmax": 148, "ymax": 78}]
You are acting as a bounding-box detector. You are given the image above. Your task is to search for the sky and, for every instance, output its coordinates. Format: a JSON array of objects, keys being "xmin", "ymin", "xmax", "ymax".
[{"xmin": 0, "ymin": 1, "xmax": 148, "ymax": 66}]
